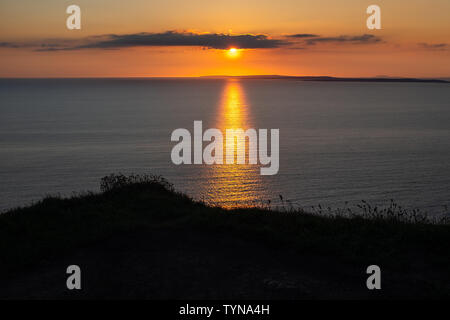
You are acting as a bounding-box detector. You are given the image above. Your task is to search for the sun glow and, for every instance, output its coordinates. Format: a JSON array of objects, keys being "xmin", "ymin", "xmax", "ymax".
[{"xmin": 226, "ymin": 47, "xmax": 240, "ymax": 59}]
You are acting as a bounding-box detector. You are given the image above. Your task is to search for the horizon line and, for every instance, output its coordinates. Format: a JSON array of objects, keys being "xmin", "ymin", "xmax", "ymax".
[
  {"xmin": 1, "ymin": 74, "xmax": 450, "ymax": 79},
  {"xmin": 1, "ymin": 75, "xmax": 449, "ymax": 82}
]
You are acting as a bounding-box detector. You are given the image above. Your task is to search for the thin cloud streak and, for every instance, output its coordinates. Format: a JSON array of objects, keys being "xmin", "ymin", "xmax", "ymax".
[
  {"xmin": 418, "ymin": 42, "xmax": 448, "ymax": 50},
  {"xmin": 286, "ymin": 34, "xmax": 320, "ymax": 38},
  {"xmin": 304, "ymin": 34, "xmax": 382, "ymax": 45}
]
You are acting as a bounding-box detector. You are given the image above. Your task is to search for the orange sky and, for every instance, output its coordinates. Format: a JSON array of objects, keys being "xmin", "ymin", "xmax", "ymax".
[{"xmin": 0, "ymin": 0, "xmax": 449, "ymax": 77}]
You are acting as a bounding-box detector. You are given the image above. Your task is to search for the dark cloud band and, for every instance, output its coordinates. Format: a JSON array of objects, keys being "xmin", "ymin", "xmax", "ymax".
[
  {"xmin": 1, "ymin": 32, "xmax": 384, "ymax": 52},
  {"xmin": 38, "ymin": 31, "xmax": 289, "ymax": 51}
]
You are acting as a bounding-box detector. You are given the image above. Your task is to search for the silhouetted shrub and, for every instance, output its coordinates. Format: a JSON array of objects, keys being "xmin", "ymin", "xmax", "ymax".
[{"xmin": 100, "ymin": 173, "xmax": 174, "ymax": 193}]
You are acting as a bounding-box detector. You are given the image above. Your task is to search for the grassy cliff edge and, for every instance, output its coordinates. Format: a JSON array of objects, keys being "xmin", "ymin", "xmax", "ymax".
[{"xmin": 0, "ymin": 174, "xmax": 449, "ymax": 299}]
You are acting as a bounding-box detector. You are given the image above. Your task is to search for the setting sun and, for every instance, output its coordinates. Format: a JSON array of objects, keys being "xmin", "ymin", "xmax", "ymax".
[{"xmin": 226, "ymin": 47, "xmax": 240, "ymax": 59}]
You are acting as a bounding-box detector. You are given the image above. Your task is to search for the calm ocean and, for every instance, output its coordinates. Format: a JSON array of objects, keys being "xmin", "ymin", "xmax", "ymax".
[{"xmin": 0, "ymin": 78, "xmax": 449, "ymax": 215}]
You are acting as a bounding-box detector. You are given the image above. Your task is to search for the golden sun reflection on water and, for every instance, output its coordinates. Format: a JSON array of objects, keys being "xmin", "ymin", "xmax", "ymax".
[{"xmin": 200, "ymin": 79, "xmax": 267, "ymax": 208}]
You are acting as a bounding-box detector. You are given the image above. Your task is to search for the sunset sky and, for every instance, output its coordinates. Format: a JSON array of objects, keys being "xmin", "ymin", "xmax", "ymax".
[{"xmin": 0, "ymin": 0, "xmax": 449, "ymax": 77}]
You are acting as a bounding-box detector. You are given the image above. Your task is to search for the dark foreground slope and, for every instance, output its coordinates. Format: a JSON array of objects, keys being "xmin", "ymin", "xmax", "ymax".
[{"xmin": 0, "ymin": 175, "xmax": 449, "ymax": 299}]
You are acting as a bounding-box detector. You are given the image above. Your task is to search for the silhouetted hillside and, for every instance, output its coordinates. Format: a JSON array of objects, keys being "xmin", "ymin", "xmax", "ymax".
[{"xmin": 0, "ymin": 174, "xmax": 449, "ymax": 299}]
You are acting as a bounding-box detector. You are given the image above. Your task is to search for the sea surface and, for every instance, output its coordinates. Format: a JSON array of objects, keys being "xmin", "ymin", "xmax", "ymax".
[{"xmin": 0, "ymin": 78, "xmax": 449, "ymax": 215}]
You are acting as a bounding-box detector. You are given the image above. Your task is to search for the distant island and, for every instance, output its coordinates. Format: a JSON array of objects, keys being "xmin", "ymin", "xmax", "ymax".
[{"xmin": 201, "ymin": 75, "xmax": 450, "ymax": 83}]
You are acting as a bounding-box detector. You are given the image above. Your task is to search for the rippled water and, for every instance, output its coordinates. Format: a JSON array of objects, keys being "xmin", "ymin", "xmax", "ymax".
[{"xmin": 0, "ymin": 78, "xmax": 449, "ymax": 214}]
